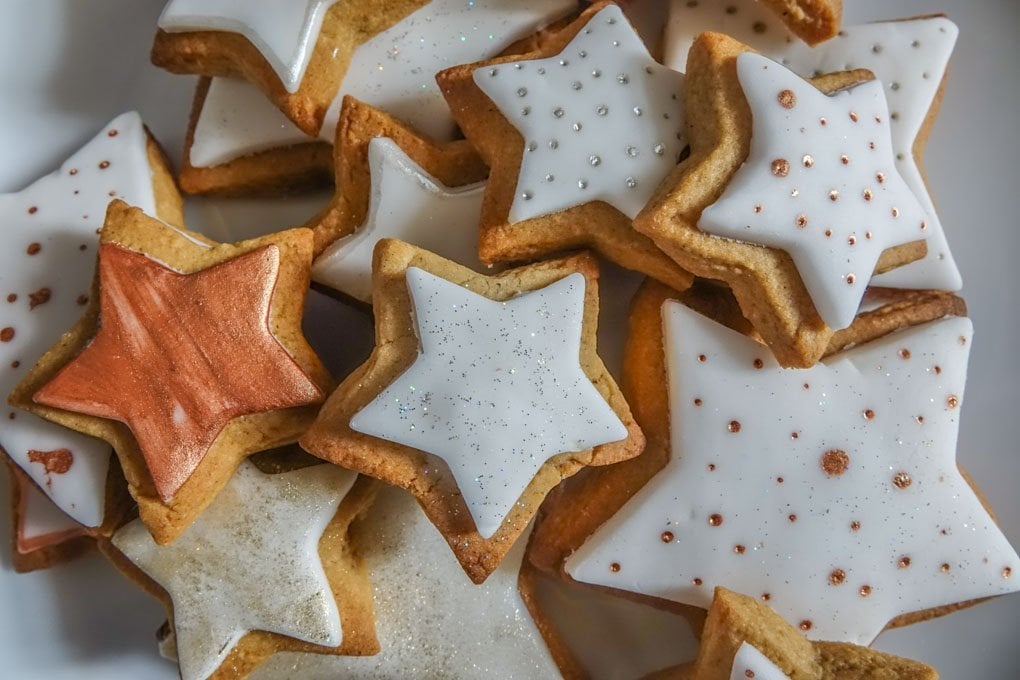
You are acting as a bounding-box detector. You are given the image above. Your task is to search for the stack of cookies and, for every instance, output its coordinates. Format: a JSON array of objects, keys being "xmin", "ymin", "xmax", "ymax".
[{"xmin": 2, "ymin": 1, "xmax": 1017, "ymax": 678}]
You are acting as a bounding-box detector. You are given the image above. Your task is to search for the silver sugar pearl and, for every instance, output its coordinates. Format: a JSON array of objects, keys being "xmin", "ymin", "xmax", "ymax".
[
  {"xmin": 578, "ymin": 179, "xmax": 588, "ymax": 189},
  {"xmin": 589, "ymin": 154, "xmax": 602, "ymax": 167},
  {"xmin": 626, "ymin": 176, "xmax": 637, "ymax": 188},
  {"xmin": 653, "ymin": 143, "xmax": 665, "ymax": 155},
  {"xmin": 617, "ymin": 73, "xmax": 629, "ymax": 84},
  {"xmin": 626, "ymin": 146, "xmax": 639, "ymax": 158},
  {"xmin": 553, "ymin": 107, "xmax": 565, "ymax": 118},
  {"xmin": 596, "ymin": 104, "xmax": 608, "ymax": 116},
  {"xmin": 516, "ymin": 87, "xmax": 528, "ymax": 97}
]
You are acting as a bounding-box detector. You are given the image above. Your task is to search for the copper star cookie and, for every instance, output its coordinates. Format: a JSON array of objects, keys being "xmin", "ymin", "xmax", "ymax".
[
  {"xmin": 101, "ymin": 459, "xmax": 379, "ymax": 680},
  {"xmin": 12, "ymin": 201, "xmax": 333, "ymax": 544},
  {"xmin": 151, "ymin": 0, "xmax": 429, "ymax": 135},
  {"xmin": 645, "ymin": 588, "xmax": 936, "ymax": 680},
  {"xmin": 436, "ymin": 2, "xmax": 694, "ymax": 294},
  {"xmin": 635, "ymin": 33, "xmax": 929, "ymax": 367},
  {"xmin": 300, "ymin": 239, "xmax": 643, "ymax": 583}
]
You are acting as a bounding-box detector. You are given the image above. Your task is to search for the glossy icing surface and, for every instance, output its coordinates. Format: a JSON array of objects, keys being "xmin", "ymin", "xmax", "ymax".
[
  {"xmin": 16, "ymin": 474, "xmax": 87, "ymax": 554},
  {"xmin": 0, "ymin": 112, "xmax": 158, "ymax": 528},
  {"xmin": 113, "ymin": 461, "xmax": 354, "ymax": 680},
  {"xmin": 311, "ymin": 137, "xmax": 485, "ymax": 303},
  {"xmin": 567, "ymin": 303, "xmax": 1020, "ymax": 644},
  {"xmin": 158, "ymin": 0, "xmax": 341, "ymax": 93},
  {"xmin": 351, "ymin": 268, "xmax": 627, "ymax": 539},
  {"xmin": 189, "ymin": 0, "xmax": 574, "ymax": 166},
  {"xmin": 699, "ymin": 52, "xmax": 928, "ymax": 329},
  {"xmin": 251, "ymin": 487, "xmax": 560, "ymax": 679},
  {"xmin": 731, "ymin": 642, "xmax": 789, "ymax": 680},
  {"xmin": 666, "ymin": 2, "xmax": 960, "ymax": 290},
  {"xmin": 473, "ymin": 4, "xmax": 685, "ymax": 222}
]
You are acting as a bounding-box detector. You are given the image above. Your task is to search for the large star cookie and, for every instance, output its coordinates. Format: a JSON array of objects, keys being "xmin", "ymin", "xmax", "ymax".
[
  {"xmin": 178, "ymin": 0, "xmax": 574, "ymax": 194},
  {"xmin": 437, "ymin": 2, "xmax": 694, "ymax": 293},
  {"xmin": 0, "ymin": 112, "xmax": 181, "ymax": 566},
  {"xmin": 564, "ymin": 286, "xmax": 1020, "ymax": 644},
  {"xmin": 665, "ymin": 4, "xmax": 960, "ymax": 291},
  {"xmin": 12, "ymin": 201, "xmax": 332, "ymax": 544},
  {"xmin": 300, "ymin": 239, "xmax": 643, "ymax": 582},
  {"xmin": 636, "ymin": 34, "xmax": 930, "ymax": 367},
  {"xmin": 106, "ymin": 460, "xmax": 377, "ymax": 680}
]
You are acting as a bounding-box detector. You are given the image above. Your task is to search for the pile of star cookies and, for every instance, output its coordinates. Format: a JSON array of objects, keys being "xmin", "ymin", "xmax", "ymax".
[{"xmin": 2, "ymin": 1, "xmax": 1018, "ymax": 678}]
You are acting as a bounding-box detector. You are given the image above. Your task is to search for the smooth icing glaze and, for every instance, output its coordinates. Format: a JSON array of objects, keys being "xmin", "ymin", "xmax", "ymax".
[
  {"xmin": 112, "ymin": 461, "xmax": 355, "ymax": 680},
  {"xmin": 33, "ymin": 244, "xmax": 324, "ymax": 502},
  {"xmin": 666, "ymin": 1, "xmax": 960, "ymax": 290},
  {"xmin": 311, "ymin": 137, "xmax": 485, "ymax": 303},
  {"xmin": 350, "ymin": 268, "xmax": 627, "ymax": 539},
  {"xmin": 158, "ymin": 0, "xmax": 341, "ymax": 94},
  {"xmin": 189, "ymin": 0, "xmax": 574, "ymax": 166},
  {"xmin": 731, "ymin": 642, "xmax": 790, "ymax": 680},
  {"xmin": 473, "ymin": 4, "xmax": 686, "ymax": 222},
  {"xmin": 250, "ymin": 486, "xmax": 560, "ymax": 679},
  {"xmin": 699, "ymin": 52, "xmax": 928, "ymax": 329},
  {"xmin": 16, "ymin": 474, "xmax": 87, "ymax": 554},
  {"xmin": 0, "ymin": 112, "xmax": 159, "ymax": 528},
  {"xmin": 566, "ymin": 303, "xmax": 1020, "ymax": 644}
]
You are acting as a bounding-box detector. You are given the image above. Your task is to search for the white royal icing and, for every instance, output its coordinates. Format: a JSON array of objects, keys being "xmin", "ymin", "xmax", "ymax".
[
  {"xmin": 731, "ymin": 642, "xmax": 790, "ymax": 680},
  {"xmin": 0, "ymin": 111, "xmax": 159, "ymax": 528},
  {"xmin": 250, "ymin": 487, "xmax": 561, "ymax": 679},
  {"xmin": 665, "ymin": 1, "xmax": 960, "ymax": 290},
  {"xmin": 112, "ymin": 461, "xmax": 355, "ymax": 680},
  {"xmin": 699, "ymin": 52, "xmax": 928, "ymax": 329},
  {"xmin": 350, "ymin": 268, "xmax": 627, "ymax": 539},
  {"xmin": 158, "ymin": 0, "xmax": 341, "ymax": 94},
  {"xmin": 189, "ymin": 0, "xmax": 575, "ymax": 167},
  {"xmin": 566, "ymin": 303, "xmax": 1020, "ymax": 644},
  {"xmin": 18, "ymin": 478, "xmax": 85, "ymax": 552},
  {"xmin": 311, "ymin": 137, "xmax": 485, "ymax": 303},
  {"xmin": 473, "ymin": 4, "xmax": 686, "ymax": 223}
]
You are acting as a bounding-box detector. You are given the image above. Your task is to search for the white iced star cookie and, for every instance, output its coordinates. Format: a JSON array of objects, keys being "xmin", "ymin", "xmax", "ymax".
[
  {"xmin": 0, "ymin": 112, "xmax": 181, "ymax": 549},
  {"xmin": 311, "ymin": 137, "xmax": 485, "ymax": 303},
  {"xmin": 109, "ymin": 460, "xmax": 373, "ymax": 680},
  {"xmin": 300, "ymin": 240, "xmax": 643, "ymax": 583},
  {"xmin": 436, "ymin": 2, "xmax": 694, "ymax": 293},
  {"xmin": 665, "ymin": 2, "xmax": 961, "ymax": 291},
  {"xmin": 700, "ymin": 51, "xmax": 928, "ymax": 329},
  {"xmin": 566, "ymin": 300, "xmax": 1020, "ymax": 644},
  {"xmin": 184, "ymin": 0, "xmax": 576, "ymax": 176}
]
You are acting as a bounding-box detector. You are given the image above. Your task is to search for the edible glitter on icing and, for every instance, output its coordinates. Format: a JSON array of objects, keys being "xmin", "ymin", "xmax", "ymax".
[
  {"xmin": 158, "ymin": 0, "xmax": 342, "ymax": 94},
  {"xmin": 350, "ymin": 268, "xmax": 628, "ymax": 539},
  {"xmin": 665, "ymin": 1, "xmax": 961, "ymax": 290},
  {"xmin": 0, "ymin": 112, "xmax": 158, "ymax": 529},
  {"xmin": 112, "ymin": 461, "xmax": 355, "ymax": 680},
  {"xmin": 730, "ymin": 642, "xmax": 790, "ymax": 680},
  {"xmin": 566, "ymin": 303, "xmax": 1020, "ymax": 644},
  {"xmin": 699, "ymin": 52, "xmax": 929, "ymax": 329},
  {"xmin": 311, "ymin": 138, "xmax": 485, "ymax": 303},
  {"xmin": 472, "ymin": 4, "xmax": 686, "ymax": 222},
  {"xmin": 247, "ymin": 487, "xmax": 559, "ymax": 679},
  {"xmin": 189, "ymin": 0, "xmax": 575, "ymax": 166}
]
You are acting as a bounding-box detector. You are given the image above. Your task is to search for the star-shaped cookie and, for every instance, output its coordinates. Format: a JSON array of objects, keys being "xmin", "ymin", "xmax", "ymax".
[
  {"xmin": 563, "ymin": 283, "xmax": 1020, "ymax": 644},
  {"xmin": 12, "ymin": 201, "xmax": 333, "ymax": 544},
  {"xmin": 646, "ymin": 588, "xmax": 937, "ymax": 680},
  {"xmin": 436, "ymin": 2, "xmax": 694, "ymax": 294},
  {"xmin": 105, "ymin": 460, "xmax": 378, "ymax": 680},
  {"xmin": 664, "ymin": 6, "xmax": 961, "ymax": 291},
  {"xmin": 300, "ymin": 239, "xmax": 643, "ymax": 582},
  {"xmin": 152, "ymin": 0, "xmax": 430, "ymax": 135},
  {"xmin": 635, "ymin": 33, "xmax": 930, "ymax": 367},
  {"xmin": 177, "ymin": 0, "xmax": 576, "ymax": 195},
  {"xmin": 0, "ymin": 112, "xmax": 182, "ymax": 564}
]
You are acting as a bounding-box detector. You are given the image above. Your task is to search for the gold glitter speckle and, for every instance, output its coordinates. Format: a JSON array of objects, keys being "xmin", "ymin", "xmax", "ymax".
[
  {"xmin": 728, "ymin": 420, "xmax": 741, "ymax": 433},
  {"xmin": 802, "ymin": 154, "xmax": 814, "ymax": 167},
  {"xmin": 661, "ymin": 531, "xmax": 674, "ymax": 543},
  {"xmin": 771, "ymin": 158, "xmax": 790, "ymax": 177},
  {"xmin": 778, "ymin": 89, "xmax": 796, "ymax": 108},
  {"xmin": 851, "ymin": 520, "xmax": 861, "ymax": 532},
  {"xmin": 610, "ymin": 562, "xmax": 621, "ymax": 573},
  {"xmin": 821, "ymin": 449, "xmax": 850, "ymax": 476},
  {"xmin": 799, "ymin": 620, "xmax": 813, "ymax": 631},
  {"xmin": 860, "ymin": 585, "xmax": 872, "ymax": 597},
  {"xmin": 708, "ymin": 513, "xmax": 723, "ymax": 527},
  {"xmin": 899, "ymin": 555, "xmax": 912, "ymax": 569},
  {"xmin": 946, "ymin": 395, "xmax": 959, "ymax": 408},
  {"xmin": 893, "ymin": 471, "xmax": 912, "ymax": 489},
  {"xmin": 829, "ymin": 568, "xmax": 846, "ymax": 585}
]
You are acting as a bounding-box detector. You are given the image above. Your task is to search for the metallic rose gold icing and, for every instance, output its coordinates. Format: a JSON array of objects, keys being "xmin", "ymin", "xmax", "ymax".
[
  {"xmin": 34, "ymin": 243, "xmax": 323, "ymax": 502},
  {"xmin": 27, "ymin": 448, "xmax": 73, "ymax": 476}
]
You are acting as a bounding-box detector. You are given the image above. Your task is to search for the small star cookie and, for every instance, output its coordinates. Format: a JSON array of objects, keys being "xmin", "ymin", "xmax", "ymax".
[
  {"xmin": 300, "ymin": 238, "xmax": 643, "ymax": 583},
  {"xmin": 12, "ymin": 201, "xmax": 332, "ymax": 545}
]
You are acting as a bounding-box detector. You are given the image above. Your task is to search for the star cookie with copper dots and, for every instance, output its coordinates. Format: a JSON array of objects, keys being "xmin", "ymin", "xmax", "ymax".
[
  {"xmin": 151, "ymin": 0, "xmax": 429, "ymax": 135},
  {"xmin": 645, "ymin": 588, "xmax": 937, "ymax": 680},
  {"xmin": 561, "ymin": 280, "xmax": 1020, "ymax": 644},
  {"xmin": 635, "ymin": 33, "xmax": 931, "ymax": 367},
  {"xmin": 300, "ymin": 239, "xmax": 644, "ymax": 583},
  {"xmin": 664, "ymin": 5, "xmax": 962, "ymax": 292},
  {"xmin": 0, "ymin": 112, "xmax": 180, "ymax": 569},
  {"xmin": 436, "ymin": 2, "xmax": 694, "ymax": 294},
  {"xmin": 104, "ymin": 460, "xmax": 379, "ymax": 680},
  {"xmin": 12, "ymin": 201, "xmax": 333, "ymax": 545}
]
